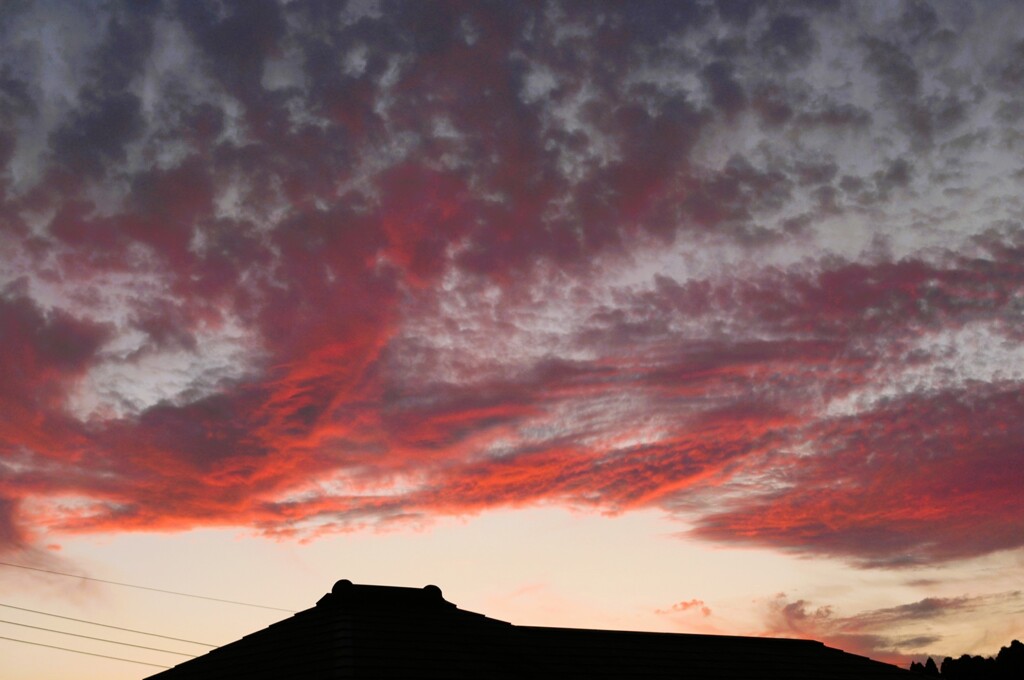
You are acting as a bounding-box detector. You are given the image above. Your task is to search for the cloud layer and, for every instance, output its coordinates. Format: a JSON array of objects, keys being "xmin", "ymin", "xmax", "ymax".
[
  {"xmin": 2, "ymin": 0, "xmax": 1024, "ymax": 575},
  {"xmin": 761, "ymin": 590, "xmax": 1024, "ymax": 665}
]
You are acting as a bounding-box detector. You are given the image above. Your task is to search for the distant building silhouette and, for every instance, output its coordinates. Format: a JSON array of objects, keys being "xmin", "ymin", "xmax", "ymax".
[{"xmin": 145, "ymin": 579, "xmax": 913, "ymax": 679}]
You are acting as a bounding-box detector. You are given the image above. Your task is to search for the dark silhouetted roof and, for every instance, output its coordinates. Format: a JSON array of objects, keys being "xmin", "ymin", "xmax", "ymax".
[{"xmin": 145, "ymin": 580, "xmax": 913, "ymax": 679}]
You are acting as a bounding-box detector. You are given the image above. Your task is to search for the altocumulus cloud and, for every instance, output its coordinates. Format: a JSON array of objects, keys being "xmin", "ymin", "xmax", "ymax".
[{"xmin": 1, "ymin": 1, "xmax": 1023, "ymax": 571}]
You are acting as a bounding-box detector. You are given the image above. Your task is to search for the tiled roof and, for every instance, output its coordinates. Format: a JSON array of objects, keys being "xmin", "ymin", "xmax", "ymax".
[{"xmin": 145, "ymin": 580, "xmax": 913, "ymax": 679}]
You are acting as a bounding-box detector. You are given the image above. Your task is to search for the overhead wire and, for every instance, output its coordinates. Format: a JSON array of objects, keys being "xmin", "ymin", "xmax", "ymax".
[
  {"xmin": 0, "ymin": 618, "xmax": 198, "ymax": 656},
  {"xmin": 0, "ymin": 602, "xmax": 216, "ymax": 646},
  {"xmin": 0, "ymin": 561, "xmax": 294, "ymax": 612},
  {"xmin": 0, "ymin": 635, "xmax": 170, "ymax": 668}
]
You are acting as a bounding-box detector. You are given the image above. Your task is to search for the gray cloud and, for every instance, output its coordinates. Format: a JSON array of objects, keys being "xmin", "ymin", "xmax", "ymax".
[
  {"xmin": 0, "ymin": 1, "xmax": 1023, "ymax": 577},
  {"xmin": 763, "ymin": 591, "xmax": 1022, "ymax": 663}
]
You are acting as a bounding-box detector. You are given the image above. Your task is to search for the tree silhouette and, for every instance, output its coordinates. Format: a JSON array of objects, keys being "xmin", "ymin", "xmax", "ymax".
[
  {"xmin": 940, "ymin": 654, "xmax": 994, "ymax": 678},
  {"xmin": 909, "ymin": 640, "xmax": 1022, "ymax": 678},
  {"xmin": 994, "ymin": 640, "xmax": 1023, "ymax": 678}
]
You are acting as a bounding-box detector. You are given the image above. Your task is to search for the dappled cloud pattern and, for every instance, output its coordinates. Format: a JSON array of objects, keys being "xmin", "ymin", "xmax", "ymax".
[{"xmin": 2, "ymin": 0, "xmax": 1024, "ymax": 572}]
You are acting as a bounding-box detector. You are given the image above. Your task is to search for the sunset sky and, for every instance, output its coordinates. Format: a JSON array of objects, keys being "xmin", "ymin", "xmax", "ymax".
[{"xmin": 2, "ymin": 1, "xmax": 1024, "ymax": 677}]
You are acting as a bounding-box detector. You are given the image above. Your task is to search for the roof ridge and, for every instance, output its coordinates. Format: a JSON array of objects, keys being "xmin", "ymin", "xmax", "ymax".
[{"xmin": 314, "ymin": 579, "xmax": 458, "ymax": 611}]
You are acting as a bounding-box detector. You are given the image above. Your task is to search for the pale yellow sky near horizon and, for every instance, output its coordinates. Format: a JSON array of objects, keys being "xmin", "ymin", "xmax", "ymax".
[{"xmin": 3, "ymin": 507, "xmax": 1022, "ymax": 679}]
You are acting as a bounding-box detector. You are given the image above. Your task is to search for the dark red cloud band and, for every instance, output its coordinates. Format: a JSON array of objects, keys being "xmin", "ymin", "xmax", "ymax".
[{"xmin": 1, "ymin": 1, "xmax": 1023, "ymax": 571}]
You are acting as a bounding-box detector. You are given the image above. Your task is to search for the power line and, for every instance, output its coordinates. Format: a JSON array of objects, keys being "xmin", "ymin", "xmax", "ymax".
[
  {"xmin": 0, "ymin": 618, "xmax": 197, "ymax": 656},
  {"xmin": 0, "ymin": 561, "xmax": 293, "ymax": 612},
  {"xmin": 0, "ymin": 602, "xmax": 215, "ymax": 646},
  {"xmin": 0, "ymin": 635, "xmax": 170, "ymax": 668}
]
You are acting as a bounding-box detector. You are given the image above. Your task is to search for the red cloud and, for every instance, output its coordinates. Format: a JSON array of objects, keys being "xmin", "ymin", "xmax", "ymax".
[
  {"xmin": 685, "ymin": 375, "xmax": 1024, "ymax": 565},
  {"xmin": 656, "ymin": 599, "xmax": 712, "ymax": 617},
  {"xmin": 1, "ymin": 1, "xmax": 1023, "ymax": 581},
  {"xmin": 3, "ymin": 239, "xmax": 1023, "ymax": 570}
]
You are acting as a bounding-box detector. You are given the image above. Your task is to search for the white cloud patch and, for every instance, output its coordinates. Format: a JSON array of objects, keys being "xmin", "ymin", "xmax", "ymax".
[
  {"xmin": 66, "ymin": 313, "xmax": 260, "ymax": 420},
  {"xmin": 824, "ymin": 322, "xmax": 1024, "ymax": 418}
]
